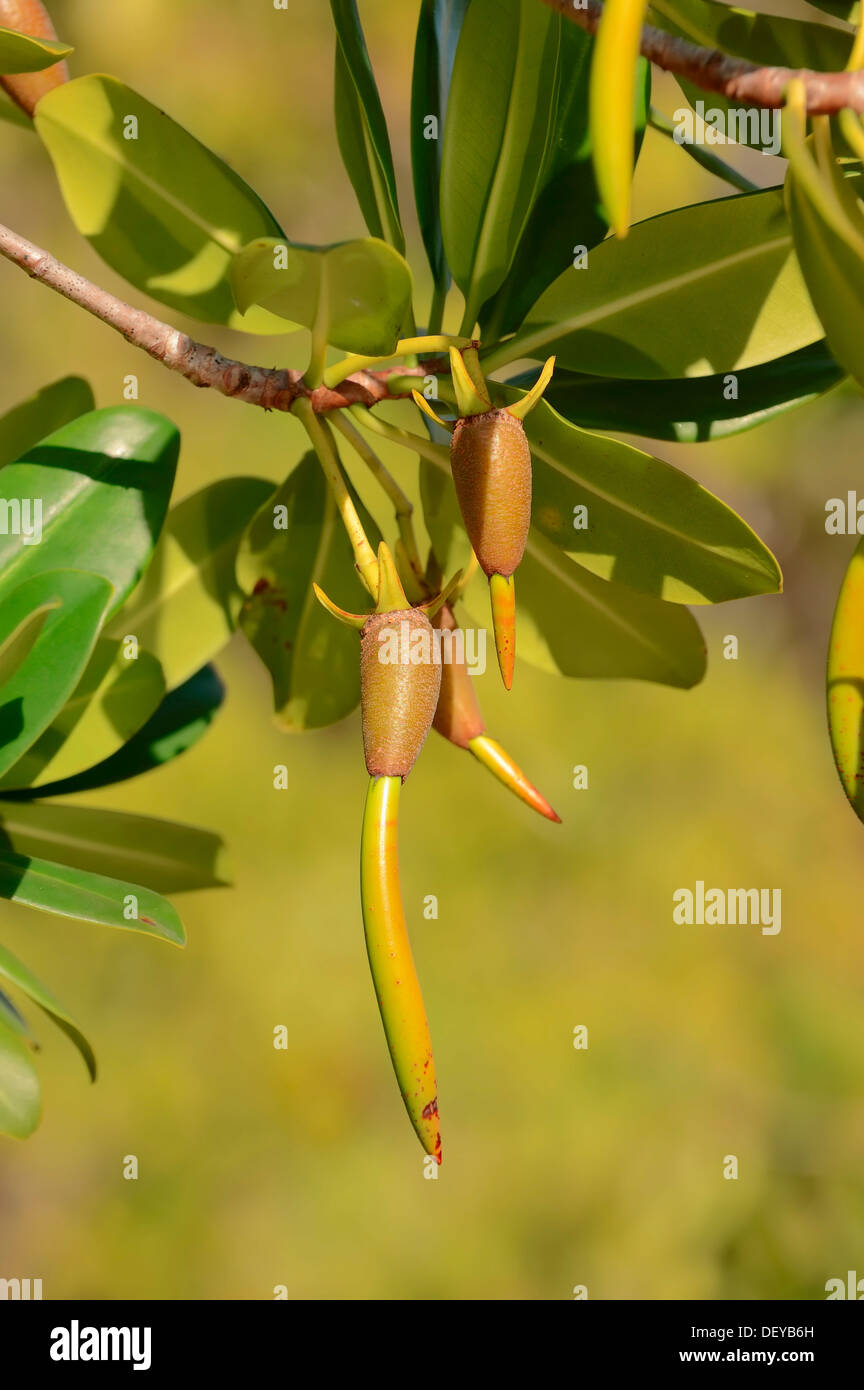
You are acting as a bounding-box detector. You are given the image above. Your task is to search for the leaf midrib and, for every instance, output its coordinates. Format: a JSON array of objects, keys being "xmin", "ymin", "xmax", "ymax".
[{"xmin": 505, "ymin": 232, "xmax": 793, "ymax": 365}]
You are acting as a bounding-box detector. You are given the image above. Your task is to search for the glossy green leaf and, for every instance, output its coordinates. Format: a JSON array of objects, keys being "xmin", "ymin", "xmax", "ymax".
[
  {"xmin": 6, "ymin": 665, "xmax": 225, "ymax": 799},
  {"xmin": 237, "ymin": 451, "xmax": 380, "ymax": 730},
  {"xmin": 649, "ymin": 0, "xmax": 851, "ymax": 70},
  {"xmin": 331, "ymin": 0, "xmax": 403, "ymax": 250},
  {"xmin": 107, "ymin": 477, "xmax": 273, "ymax": 690},
  {"xmin": 0, "ymin": 601, "xmax": 58, "ymax": 687},
  {"xmin": 0, "ymin": 940, "xmax": 95, "ymax": 1079},
  {"xmin": 0, "ymin": 407, "xmax": 179, "ymax": 617},
  {"xmin": 510, "ymin": 395, "xmax": 781, "ymax": 603},
  {"xmin": 441, "ymin": 0, "xmax": 570, "ymax": 330},
  {"xmin": 0, "ymin": 25, "xmax": 71, "ymax": 75},
  {"xmin": 0, "ymin": 844, "xmax": 184, "ymax": 944},
  {"xmin": 505, "ymin": 342, "xmax": 845, "ymax": 442},
  {"xmin": 34, "ymin": 74, "xmax": 291, "ymax": 332},
  {"xmin": 480, "ymin": 33, "xmax": 649, "ymax": 340},
  {"xmin": 0, "ymin": 376, "xmax": 94, "ymax": 468},
  {"xmin": 0, "ymin": 640, "xmax": 165, "ymax": 790},
  {"xmin": 516, "ymin": 530, "xmax": 707, "ymax": 684},
  {"xmin": 495, "ymin": 188, "xmax": 822, "ymax": 378},
  {"xmin": 411, "ymin": 0, "xmax": 471, "ymax": 292},
  {"xmin": 786, "ymin": 156, "xmax": 864, "ymax": 390},
  {"xmin": 231, "ymin": 236, "xmax": 412, "ymax": 356},
  {"xmin": 0, "ymin": 1017, "xmax": 40, "ymax": 1138},
  {"xmin": 0, "ymin": 801, "xmax": 228, "ymax": 897},
  {"xmin": 0, "ymin": 571, "xmax": 113, "ymax": 779}
]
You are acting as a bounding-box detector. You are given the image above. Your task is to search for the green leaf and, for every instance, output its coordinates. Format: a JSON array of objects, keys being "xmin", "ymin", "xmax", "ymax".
[
  {"xmin": 785, "ymin": 157, "xmax": 864, "ymax": 390},
  {"xmin": 231, "ymin": 236, "xmax": 413, "ymax": 356},
  {"xmin": 34, "ymin": 74, "xmax": 291, "ymax": 332},
  {"xmin": 411, "ymin": 0, "xmax": 471, "ymax": 292},
  {"xmin": 479, "ymin": 30, "xmax": 649, "ymax": 340},
  {"xmin": 0, "ymin": 376, "xmax": 94, "ymax": 467},
  {"xmin": 0, "ymin": 845, "xmax": 185, "ymax": 944},
  {"xmin": 0, "ymin": 92, "xmax": 33, "ymax": 129},
  {"xmin": 236, "ymin": 452, "xmax": 380, "ymax": 730},
  {"xmin": 505, "ymin": 342, "xmax": 845, "ymax": 442},
  {"xmin": 0, "ymin": 571, "xmax": 113, "ymax": 780},
  {"xmin": 108, "ymin": 477, "xmax": 273, "ymax": 690},
  {"xmin": 515, "ymin": 530, "xmax": 707, "ymax": 684},
  {"xmin": 512, "ymin": 396, "xmax": 782, "ymax": 603},
  {"xmin": 649, "ymin": 0, "xmax": 851, "ymax": 70},
  {"xmin": 0, "ymin": 25, "xmax": 71, "ymax": 75},
  {"xmin": 0, "ymin": 1017, "xmax": 40, "ymax": 1139},
  {"xmin": 441, "ymin": 0, "xmax": 570, "ymax": 330},
  {"xmin": 0, "ymin": 601, "xmax": 58, "ymax": 687},
  {"xmin": 0, "ymin": 406, "xmax": 179, "ymax": 617},
  {"xmin": 495, "ymin": 188, "xmax": 822, "ymax": 378},
  {"xmin": 0, "ymin": 639, "xmax": 165, "ymax": 790},
  {"xmin": 5, "ymin": 665, "xmax": 225, "ymax": 799},
  {"xmin": 0, "ymin": 940, "xmax": 95, "ymax": 1080},
  {"xmin": 0, "ymin": 801, "xmax": 228, "ymax": 897},
  {"xmin": 331, "ymin": 0, "xmax": 403, "ymax": 250}
]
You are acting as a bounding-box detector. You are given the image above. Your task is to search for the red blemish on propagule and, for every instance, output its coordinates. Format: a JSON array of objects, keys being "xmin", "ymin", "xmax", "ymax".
[
  {"xmin": 140, "ymin": 916, "xmax": 156, "ymax": 926},
  {"xmin": 252, "ymin": 578, "xmax": 270, "ymax": 596},
  {"xmin": 422, "ymin": 1097, "xmax": 438, "ymax": 1120}
]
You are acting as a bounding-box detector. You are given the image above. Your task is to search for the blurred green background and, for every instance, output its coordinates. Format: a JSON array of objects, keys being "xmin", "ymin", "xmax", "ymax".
[{"xmin": 1, "ymin": 0, "xmax": 863, "ymax": 1300}]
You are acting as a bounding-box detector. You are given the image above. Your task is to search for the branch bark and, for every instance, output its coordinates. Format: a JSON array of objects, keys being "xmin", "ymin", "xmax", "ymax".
[
  {"xmin": 0, "ymin": 222, "xmax": 443, "ymax": 415},
  {"xmin": 540, "ymin": 0, "xmax": 864, "ymax": 114}
]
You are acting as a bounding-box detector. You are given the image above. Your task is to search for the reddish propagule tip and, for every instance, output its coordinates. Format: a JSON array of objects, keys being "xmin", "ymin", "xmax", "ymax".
[
  {"xmin": 489, "ymin": 573, "xmax": 516, "ymax": 690},
  {"xmin": 469, "ymin": 735, "xmax": 562, "ymax": 823}
]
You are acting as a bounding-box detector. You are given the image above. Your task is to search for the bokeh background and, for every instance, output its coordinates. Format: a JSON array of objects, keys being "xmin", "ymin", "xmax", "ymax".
[{"xmin": 1, "ymin": 0, "xmax": 863, "ymax": 1300}]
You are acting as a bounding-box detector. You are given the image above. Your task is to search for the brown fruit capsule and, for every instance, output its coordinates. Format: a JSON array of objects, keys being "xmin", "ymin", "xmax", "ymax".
[
  {"xmin": 361, "ymin": 608, "xmax": 442, "ymax": 779},
  {"xmin": 0, "ymin": 0, "xmax": 69, "ymax": 115},
  {"xmin": 449, "ymin": 409, "xmax": 531, "ymax": 580},
  {"xmin": 431, "ymin": 604, "xmax": 484, "ymax": 749}
]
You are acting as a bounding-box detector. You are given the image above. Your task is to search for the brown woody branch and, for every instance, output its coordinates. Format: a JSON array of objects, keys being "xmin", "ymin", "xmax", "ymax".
[
  {"xmin": 0, "ymin": 222, "xmax": 442, "ymax": 415},
  {"xmin": 540, "ymin": 0, "xmax": 864, "ymax": 114}
]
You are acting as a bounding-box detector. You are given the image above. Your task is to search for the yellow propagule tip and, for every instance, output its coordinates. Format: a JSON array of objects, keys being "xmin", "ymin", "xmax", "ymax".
[
  {"xmin": 361, "ymin": 774, "xmax": 442, "ymax": 1163},
  {"xmin": 489, "ymin": 572, "xmax": 516, "ymax": 690},
  {"xmin": 468, "ymin": 736, "xmax": 562, "ymax": 823},
  {"xmin": 506, "ymin": 356, "xmax": 556, "ymax": 420}
]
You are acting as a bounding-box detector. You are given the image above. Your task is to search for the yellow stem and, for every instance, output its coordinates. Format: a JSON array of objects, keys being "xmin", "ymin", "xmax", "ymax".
[
  {"xmin": 329, "ymin": 412, "xmax": 424, "ymax": 579},
  {"xmin": 292, "ymin": 398, "xmax": 379, "ymax": 596},
  {"xmin": 322, "ymin": 335, "xmax": 470, "ymax": 389}
]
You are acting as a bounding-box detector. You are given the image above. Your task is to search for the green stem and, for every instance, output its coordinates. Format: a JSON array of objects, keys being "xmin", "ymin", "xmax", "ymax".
[
  {"xmin": 329, "ymin": 411, "xmax": 424, "ymax": 579},
  {"xmin": 426, "ymin": 281, "xmax": 448, "ymax": 336},
  {"xmin": 350, "ymin": 406, "xmax": 451, "ymax": 472},
  {"xmin": 648, "ymin": 106, "xmax": 759, "ymax": 193},
  {"xmin": 782, "ymin": 81, "xmax": 864, "ymax": 260},
  {"xmin": 292, "ymin": 397, "xmax": 379, "ymax": 596}
]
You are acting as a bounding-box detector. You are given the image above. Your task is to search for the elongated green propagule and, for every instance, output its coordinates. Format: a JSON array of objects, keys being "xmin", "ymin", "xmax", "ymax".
[
  {"xmin": 414, "ymin": 348, "xmax": 555, "ymax": 690},
  {"xmin": 315, "ymin": 543, "xmax": 458, "ymax": 1162}
]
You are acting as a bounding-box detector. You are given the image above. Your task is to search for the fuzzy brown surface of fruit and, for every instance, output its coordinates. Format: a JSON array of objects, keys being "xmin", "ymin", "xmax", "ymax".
[
  {"xmin": 0, "ymin": 0, "xmax": 69, "ymax": 114},
  {"xmin": 432, "ymin": 604, "xmax": 485, "ymax": 750},
  {"xmin": 361, "ymin": 608, "xmax": 442, "ymax": 779},
  {"xmin": 449, "ymin": 408, "xmax": 531, "ymax": 579}
]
